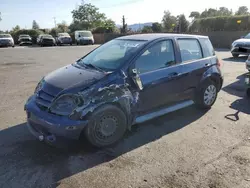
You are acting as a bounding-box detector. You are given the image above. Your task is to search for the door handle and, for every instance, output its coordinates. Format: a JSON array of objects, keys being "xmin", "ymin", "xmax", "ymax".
[
  {"xmin": 205, "ymin": 63, "xmax": 211, "ymax": 67},
  {"xmin": 168, "ymin": 72, "xmax": 180, "ymax": 78}
]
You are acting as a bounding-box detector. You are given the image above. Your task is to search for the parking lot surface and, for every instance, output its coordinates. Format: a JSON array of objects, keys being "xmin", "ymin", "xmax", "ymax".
[{"xmin": 0, "ymin": 46, "xmax": 250, "ymax": 188}]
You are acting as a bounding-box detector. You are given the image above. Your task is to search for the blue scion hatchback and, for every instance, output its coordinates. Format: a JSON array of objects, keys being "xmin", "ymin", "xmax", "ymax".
[{"xmin": 24, "ymin": 33, "xmax": 223, "ymax": 147}]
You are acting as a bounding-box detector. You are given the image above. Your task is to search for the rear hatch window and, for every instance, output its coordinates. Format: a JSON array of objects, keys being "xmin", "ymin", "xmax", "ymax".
[{"xmin": 199, "ymin": 38, "xmax": 215, "ymax": 57}]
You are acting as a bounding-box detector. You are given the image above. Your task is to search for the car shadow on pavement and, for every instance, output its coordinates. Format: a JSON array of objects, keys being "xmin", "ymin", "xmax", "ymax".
[
  {"xmin": 0, "ymin": 106, "xmax": 207, "ymax": 188},
  {"xmin": 222, "ymin": 56, "xmax": 248, "ymax": 63},
  {"xmin": 222, "ymin": 73, "xmax": 247, "ymax": 98}
]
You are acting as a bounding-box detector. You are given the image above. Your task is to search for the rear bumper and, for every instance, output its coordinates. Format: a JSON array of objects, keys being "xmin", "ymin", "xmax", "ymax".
[
  {"xmin": 79, "ymin": 39, "xmax": 94, "ymax": 45},
  {"xmin": 24, "ymin": 95, "xmax": 88, "ymax": 144}
]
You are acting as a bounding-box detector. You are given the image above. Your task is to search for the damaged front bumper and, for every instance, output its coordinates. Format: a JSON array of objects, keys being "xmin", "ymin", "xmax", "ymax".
[
  {"xmin": 231, "ymin": 46, "xmax": 250, "ymax": 56},
  {"xmin": 24, "ymin": 95, "xmax": 88, "ymax": 144}
]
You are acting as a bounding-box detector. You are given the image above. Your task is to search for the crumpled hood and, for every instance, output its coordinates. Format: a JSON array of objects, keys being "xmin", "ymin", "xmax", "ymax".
[
  {"xmin": 234, "ymin": 38, "xmax": 250, "ymax": 43},
  {"xmin": 44, "ymin": 64, "xmax": 105, "ymax": 90}
]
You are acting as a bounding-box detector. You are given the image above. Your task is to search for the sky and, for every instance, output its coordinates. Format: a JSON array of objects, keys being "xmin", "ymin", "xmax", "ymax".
[{"xmin": 0, "ymin": 0, "xmax": 249, "ymax": 30}]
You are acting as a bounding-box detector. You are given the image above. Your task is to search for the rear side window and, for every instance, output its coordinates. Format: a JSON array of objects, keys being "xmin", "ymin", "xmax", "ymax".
[
  {"xmin": 199, "ymin": 38, "xmax": 215, "ymax": 57},
  {"xmin": 177, "ymin": 39, "xmax": 202, "ymax": 62}
]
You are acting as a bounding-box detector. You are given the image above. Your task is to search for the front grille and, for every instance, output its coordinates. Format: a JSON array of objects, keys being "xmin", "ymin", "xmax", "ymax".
[
  {"xmin": 36, "ymin": 89, "xmax": 56, "ymax": 110},
  {"xmin": 21, "ymin": 38, "xmax": 31, "ymax": 42},
  {"xmin": 42, "ymin": 39, "xmax": 54, "ymax": 43}
]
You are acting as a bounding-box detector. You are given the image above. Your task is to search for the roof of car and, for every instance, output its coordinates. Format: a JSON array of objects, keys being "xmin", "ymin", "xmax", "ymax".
[{"xmin": 117, "ymin": 33, "xmax": 208, "ymax": 41}]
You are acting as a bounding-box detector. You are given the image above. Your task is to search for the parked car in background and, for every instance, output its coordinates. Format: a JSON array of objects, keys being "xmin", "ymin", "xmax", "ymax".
[
  {"xmin": 246, "ymin": 55, "xmax": 250, "ymax": 71},
  {"xmin": 0, "ymin": 34, "xmax": 14, "ymax": 48},
  {"xmin": 55, "ymin": 33, "xmax": 72, "ymax": 46},
  {"xmin": 18, "ymin": 34, "xmax": 32, "ymax": 46},
  {"xmin": 37, "ymin": 34, "xmax": 56, "ymax": 47},
  {"xmin": 231, "ymin": 33, "xmax": 250, "ymax": 58},
  {"xmin": 25, "ymin": 33, "xmax": 223, "ymax": 148},
  {"xmin": 75, "ymin": 30, "xmax": 94, "ymax": 45}
]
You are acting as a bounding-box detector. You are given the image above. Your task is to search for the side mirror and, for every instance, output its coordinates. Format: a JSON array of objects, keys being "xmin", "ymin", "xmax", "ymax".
[
  {"xmin": 131, "ymin": 68, "xmax": 143, "ymax": 90},
  {"xmin": 241, "ymin": 36, "xmax": 245, "ymax": 38},
  {"xmin": 79, "ymin": 35, "xmax": 81, "ymax": 38}
]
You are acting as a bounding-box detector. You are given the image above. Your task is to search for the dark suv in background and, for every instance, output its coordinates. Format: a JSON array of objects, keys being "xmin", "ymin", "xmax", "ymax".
[
  {"xmin": 25, "ymin": 34, "xmax": 223, "ymax": 148},
  {"xmin": 18, "ymin": 34, "xmax": 32, "ymax": 46},
  {"xmin": 37, "ymin": 34, "xmax": 56, "ymax": 47}
]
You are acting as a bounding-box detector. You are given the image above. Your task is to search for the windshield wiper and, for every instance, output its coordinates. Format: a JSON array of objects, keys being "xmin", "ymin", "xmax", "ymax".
[{"xmin": 84, "ymin": 63, "xmax": 105, "ymax": 72}]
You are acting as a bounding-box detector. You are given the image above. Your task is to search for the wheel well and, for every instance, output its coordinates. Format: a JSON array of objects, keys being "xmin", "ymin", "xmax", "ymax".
[
  {"xmin": 209, "ymin": 75, "xmax": 222, "ymax": 91},
  {"xmin": 79, "ymin": 102, "xmax": 130, "ymax": 140}
]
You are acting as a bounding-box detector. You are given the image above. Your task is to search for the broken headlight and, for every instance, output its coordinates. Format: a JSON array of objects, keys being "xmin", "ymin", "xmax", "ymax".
[{"xmin": 49, "ymin": 94, "xmax": 84, "ymax": 116}]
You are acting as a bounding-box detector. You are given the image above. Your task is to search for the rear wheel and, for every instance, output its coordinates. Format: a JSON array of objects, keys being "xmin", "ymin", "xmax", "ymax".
[
  {"xmin": 84, "ymin": 105, "xmax": 127, "ymax": 148},
  {"xmin": 194, "ymin": 80, "xmax": 218, "ymax": 109}
]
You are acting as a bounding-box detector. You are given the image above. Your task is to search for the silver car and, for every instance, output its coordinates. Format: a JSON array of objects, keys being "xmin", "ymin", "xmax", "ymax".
[
  {"xmin": 231, "ymin": 33, "xmax": 250, "ymax": 58},
  {"xmin": 0, "ymin": 34, "xmax": 15, "ymax": 47}
]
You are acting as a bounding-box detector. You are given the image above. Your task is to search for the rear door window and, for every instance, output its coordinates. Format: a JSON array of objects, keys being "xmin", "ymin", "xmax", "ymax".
[{"xmin": 177, "ymin": 39, "xmax": 203, "ymax": 62}]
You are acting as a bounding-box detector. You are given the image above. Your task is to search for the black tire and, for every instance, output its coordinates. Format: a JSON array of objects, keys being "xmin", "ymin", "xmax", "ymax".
[
  {"xmin": 84, "ymin": 105, "xmax": 127, "ymax": 148},
  {"xmin": 232, "ymin": 54, "xmax": 239, "ymax": 58},
  {"xmin": 194, "ymin": 79, "xmax": 218, "ymax": 109}
]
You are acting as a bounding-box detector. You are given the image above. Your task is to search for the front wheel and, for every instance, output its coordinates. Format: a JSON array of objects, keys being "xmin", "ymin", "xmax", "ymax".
[
  {"xmin": 84, "ymin": 105, "xmax": 127, "ymax": 148},
  {"xmin": 194, "ymin": 80, "xmax": 218, "ymax": 109}
]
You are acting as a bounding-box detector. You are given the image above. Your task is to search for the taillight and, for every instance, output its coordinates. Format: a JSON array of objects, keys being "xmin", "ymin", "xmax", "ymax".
[{"xmin": 216, "ymin": 58, "xmax": 221, "ymax": 68}]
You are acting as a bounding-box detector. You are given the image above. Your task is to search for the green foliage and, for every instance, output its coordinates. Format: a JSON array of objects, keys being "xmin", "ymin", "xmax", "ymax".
[
  {"xmin": 152, "ymin": 22, "xmax": 163, "ymax": 32},
  {"xmin": 57, "ymin": 21, "xmax": 68, "ymax": 32},
  {"xmin": 32, "ymin": 20, "xmax": 40, "ymax": 29},
  {"xmin": 162, "ymin": 10, "xmax": 177, "ymax": 32},
  {"xmin": 189, "ymin": 15, "xmax": 250, "ymax": 32},
  {"xmin": 92, "ymin": 19, "xmax": 117, "ymax": 33},
  {"xmin": 235, "ymin": 6, "xmax": 249, "ymax": 16},
  {"xmin": 142, "ymin": 26, "xmax": 153, "ymax": 33},
  {"xmin": 10, "ymin": 29, "xmax": 44, "ymax": 44},
  {"xmin": 10, "ymin": 25, "xmax": 21, "ymax": 34},
  {"xmin": 177, "ymin": 14, "xmax": 189, "ymax": 32},
  {"xmin": 71, "ymin": 3, "xmax": 106, "ymax": 29},
  {"xmin": 70, "ymin": 3, "xmax": 116, "ymax": 33},
  {"xmin": 189, "ymin": 11, "xmax": 200, "ymax": 19}
]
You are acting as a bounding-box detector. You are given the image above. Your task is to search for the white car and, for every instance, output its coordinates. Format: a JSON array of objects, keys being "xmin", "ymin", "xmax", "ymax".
[
  {"xmin": 0, "ymin": 34, "xmax": 15, "ymax": 47},
  {"xmin": 75, "ymin": 30, "xmax": 94, "ymax": 45},
  {"xmin": 246, "ymin": 55, "xmax": 250, "ymax": 71}
]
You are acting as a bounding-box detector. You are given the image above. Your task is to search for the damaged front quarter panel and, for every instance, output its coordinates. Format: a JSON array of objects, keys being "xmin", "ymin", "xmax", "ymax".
[{"xmin": 72, "ymin": 71, "xmax": 140, "ymax": 130}]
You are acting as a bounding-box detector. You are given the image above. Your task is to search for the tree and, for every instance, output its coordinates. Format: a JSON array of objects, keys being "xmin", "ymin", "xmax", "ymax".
[
  {"xmin": 152, "ymin": 22, "xmax": 163, "ymax": 32},
  {"xmin": 32, "ymin": 20, "xmax": 40, "ymax": 29},
  {"xmin": 217, "ymin": 7, "xmax": 232, "ymax": 16},
  {"xmin": 57, "ymin": 21, "xmax": 68, "ymax": 32},
  {"xmin": 71, "ymin": 3, "xmax": 106, "ymax": 29},
  {"xmin": 235, "ymin": 6, "xmax": 249, "ymax": 15},
  {"xmin": 189, "ymin": 11, "xmax": 200, "ymax": 19},
  {"xmin": 177, "ymin": 14, "xmax": 189, "ymax": 32},
  {"xmin": 121, "ymin": 15, "xmax": 128, "ymax": 33},
  {"xmin": 162, "ymin": 10, "xmax": 177, "ymax": 32},
  {"xmin": 11, "ymin": 25, "xmax": 21, "ymax": 33},
  {"xmin": 142, "ymin": 26, "xmax": 153, "ymax": 33}
]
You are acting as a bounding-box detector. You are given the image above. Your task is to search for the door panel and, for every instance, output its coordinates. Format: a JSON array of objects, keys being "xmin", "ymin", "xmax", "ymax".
[{"xmin": 137, "ymin": 64, "xmax": 186, "ymax": 113}]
